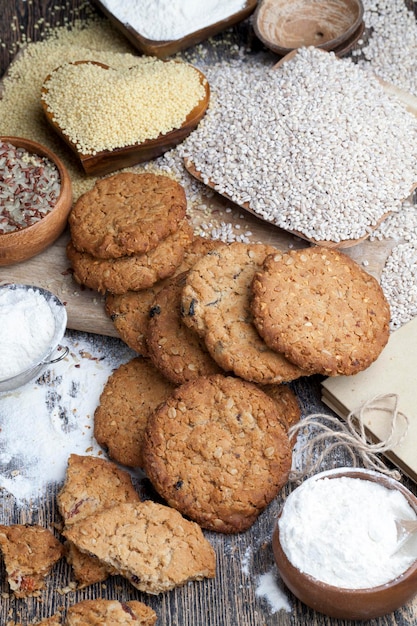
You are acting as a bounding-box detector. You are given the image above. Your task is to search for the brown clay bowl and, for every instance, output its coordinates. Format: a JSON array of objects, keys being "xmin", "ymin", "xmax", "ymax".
[
  {"xmin": 41, "ymin": 61, "xmax": 210, "ymax": 177},
  {"xmin": 272, "ymin": 468, "xmax": 417, "ymax": 620},
  {"xmin": 0, "ymin": 136, "xmax": 72, "ymax": 266},
  {"xmin": 253, "ymin": 0, "xmax": 364, "ymax": 56}
]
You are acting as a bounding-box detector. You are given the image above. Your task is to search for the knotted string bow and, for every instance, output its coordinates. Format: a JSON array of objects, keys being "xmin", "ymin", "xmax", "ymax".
[{"xmin": 288, "ymin": 393, "xmax": 409, "ymax": 483}]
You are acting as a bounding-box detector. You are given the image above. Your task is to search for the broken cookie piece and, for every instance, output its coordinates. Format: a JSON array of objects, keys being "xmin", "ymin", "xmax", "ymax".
[
  {"xmin": 63, "ymin": 500, "xmax": 216, "ymax": 594},
  {"xmin": 0, "ymin": 524, "xmax": 64, "ymax": 598}
]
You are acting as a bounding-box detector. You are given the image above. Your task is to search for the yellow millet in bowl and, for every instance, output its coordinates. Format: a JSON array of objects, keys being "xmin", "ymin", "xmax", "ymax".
[{"xmin": 41, "ymin": 57, "xmax": 207, "ymax": 156}]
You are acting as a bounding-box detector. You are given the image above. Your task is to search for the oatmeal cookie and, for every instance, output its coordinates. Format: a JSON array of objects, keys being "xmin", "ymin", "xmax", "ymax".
[
  {"xmin": 94, "ymin": 358, "xmax": 176, "ymax": 468},
  {"xmin": 104, "ymin": 237, "xmax": 222, "ymax": 354},
  {"xmin": 57, "ymin": 454, "xmax": 140, "ymax": 587},
  {"xmin": 66, "ymin": 599, "xmax": 157, "ymax": 625},
  {"xmin": 251, "ymin": 246, "xmax": 391, "ymax": 376},
  {"xmin": 67, "ymin": 219, "xmax": 193, "ymax": 294},
  {"xmin": 142, "ymin": 374, "xmax": 292, "ymax": 533},
  {"xmin": 22, "ymin": 617, "xmax": 62, "ymax": 626},
  {"xmin": 63, "ymin": 501, "xmax": 216, "ymax": 594},
  {"xmin": 105, "ymin": 288, "xmax": 158, "ymax": 356},
  {"xmin": 181, "ymin": 242, "xmax": 307, "ymax": 383},
  {"xmin": 0, "ymin": 524, "xmax": 63, "ymax": 598},
  {"xmin": 146, "ymin": 272, "xmax": 223, "ymax": 384},
  {"xmin": 261, "ymin": 383, "xmax": 301, "ymax": 446},
  {"xmin": 57, "ymin": 454, "xmax": 140, "ymax": 525},
  {"xmin": 69, "ymin": 172, "xmax": 187, "ymax": 258}
]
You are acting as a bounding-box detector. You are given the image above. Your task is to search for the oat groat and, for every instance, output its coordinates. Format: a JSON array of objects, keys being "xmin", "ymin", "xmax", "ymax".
[
  {"xmin": 146, "ymin": 272, "xmax": 223, "ymax": 384},
  {"xmin": 104, "ymin": 237, "xmax": 222, "ymax": 355},
  {"xmin": 0, "ymin": 524, "xmax": 64, "ymax": 598},
  {"xmin": 69, "ymin": 172, "xmax": 187, "ymax": 259},
  {"xmin": 181, "ymin": 242, "xmax": 307, "ymax": 384},
  {"xmin": 67, "ymin": 219, "xmax": 193, "ymax": 294},
  {"xmin": 142, "ymin": 374, "xmax": 292, "ymax": 533},
  {"xmin": 94, "ymin": 358, "xmax": 176, "ymax": 468},
  {"xmin": 66, "ymin": 599, "xmax": 157, "ymax": 626},
  {"xmin": 57, "ymin": 454, "xmax": 141, "ymax": 587},
  {"xmin": 63, "ymin": 500, "xmax": 216, "ymax": 594},
  {"xmin": 251, "ymin": 246, "xmax": 391, "ymax": 376}
]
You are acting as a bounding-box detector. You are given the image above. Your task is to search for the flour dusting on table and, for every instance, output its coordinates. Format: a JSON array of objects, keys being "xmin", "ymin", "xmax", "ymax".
[
  {"xmin": 0, "ymin": 331, "xmax": 134, "ymax": 504},
  {"xmin": 255, "ymin": 568, "xmax": 291, "ymax": 614}
]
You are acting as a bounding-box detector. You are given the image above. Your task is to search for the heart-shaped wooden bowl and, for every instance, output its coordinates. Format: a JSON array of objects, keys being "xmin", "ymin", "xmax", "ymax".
[
  {"xmin": 0, "ymin": 136, "xmax": 72, "ymax": 266},
  {"xmin": 41, "ymin": 60, "xmax": 210, "ymax": 177},
  {"xmin": 92, "ymin": 0, "xmax": 258, "ymax": 59}
]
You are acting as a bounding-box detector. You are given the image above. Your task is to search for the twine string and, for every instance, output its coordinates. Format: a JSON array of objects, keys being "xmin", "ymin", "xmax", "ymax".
[{"xmin": 288, "ymin": 393, "xmax": 409, "ymax": 483}]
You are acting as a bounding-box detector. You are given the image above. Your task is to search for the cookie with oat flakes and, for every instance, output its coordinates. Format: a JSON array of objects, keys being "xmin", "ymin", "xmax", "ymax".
[
  {"xmin": 142, "ymin": 374, "xmax": 292, "ymax": 533},
  {"xmin": 94, "ymin": 358, "xmax": 176, "ymax": 468},
  {"xmin": 146, "ymin": 272, "xmax": 223, "ymax": 384},
  {"xmin": 69, "ymin": 172, "xmax": 187, "ymax": 259},
  {"xmin": 66, "ymin": 599, "xmax": 157, "ymax": 625},
  {"xmin": 20, "ymin": 617, "xmax": 63, "ymax": 626},
  {"xmin": 0, "ymin": 524, "xmax": 64, "ymax": 598},
  {"xmin": 260, "ymin": 383, "xmax": 301, "ymax": 446},
  {"xmin": 57, "ymin": 454, "xmax": 141, "ymax": 525},
  {"xmin": 57, "ymin": 454, "xmax": 141, "ymax": 588},
  {"xmin": 63, "ymin": 501, "xmax": 216, "ymax": 595},
  {"xmin": 66, "ymin": 219, "xmax": 193, "ymax": 295},
  {"xmin": 251, "ymin": 246, "xmax": 390, "ymax": 376},
  {"xmin": 181, "ymin": 241, "xmax": 308, "ymax": 384},
  {"xmin": 104, "ymin": 237, "xmax": 223, "ymax": 355}
]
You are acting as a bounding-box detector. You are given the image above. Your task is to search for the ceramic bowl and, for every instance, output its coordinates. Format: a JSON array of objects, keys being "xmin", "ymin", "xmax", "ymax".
[
  {"xmin": 253, "ymin": 0, "xmax": 364, "ymax": 57},
  {"xmin": 272, "ymin": 468, "xmax": 417, "ymax": 620},
  {"xmin": 0, "ymin": 136, "xmax": 72, "ymax": 266},
  {"xmin": 0, "ymin": 284, "xmax": 68, "ymax": 392}
]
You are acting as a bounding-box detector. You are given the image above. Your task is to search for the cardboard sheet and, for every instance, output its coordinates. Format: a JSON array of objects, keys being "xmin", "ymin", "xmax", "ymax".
[{"xmin": 321, "ymin": 317, "xmax": 417, "ymax": 483}]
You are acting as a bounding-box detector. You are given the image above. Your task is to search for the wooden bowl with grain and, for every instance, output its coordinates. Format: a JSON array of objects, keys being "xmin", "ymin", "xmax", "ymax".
[
  {"xmin": 41, "ymin": 60, "xmax": 210, "ymax": 177},
  {"xmin": 0, "ymin": 136, "xmax": 72, "ymax": 266},
  {"xmin": 253, "ymin": 0, "xmax": 364, "ymax": 57}
]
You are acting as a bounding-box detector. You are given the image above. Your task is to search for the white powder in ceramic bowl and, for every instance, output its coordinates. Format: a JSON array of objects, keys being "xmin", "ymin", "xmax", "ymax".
[{"xmin": 278, "ymin": 471, "xmax": 417, "ymax": 589}]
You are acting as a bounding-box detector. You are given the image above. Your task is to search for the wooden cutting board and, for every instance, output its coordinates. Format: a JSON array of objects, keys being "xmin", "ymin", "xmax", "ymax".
[{"xmin": 0, "ymin": 228, "xmax": 117, "ymax": 337}]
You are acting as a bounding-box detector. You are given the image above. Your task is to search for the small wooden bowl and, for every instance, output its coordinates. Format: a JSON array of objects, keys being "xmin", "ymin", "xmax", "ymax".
[
  {"xmin": 272, "ymin": 468, "xmax": 417, "ymax": 620},
  {"xmin": 92, "ymin": 0, "xmax": 258, "ymax": 59},
  {"xmin": 41, "ymin": 61, "xmax": 210, "ymax": 177},
  {"xmin": 0, "ymin": 137, "xmax": 72, "ymax": 266},
  {"xmin": 253, "ymin": 0, "xmax": 364, "ymax": 56}
]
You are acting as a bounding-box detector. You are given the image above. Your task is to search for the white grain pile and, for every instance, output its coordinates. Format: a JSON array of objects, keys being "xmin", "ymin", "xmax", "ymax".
[
  {"xmin": 179, "ymin": 46, "xmax": 417, "ymax": 243},
  {"xmin": 380, "ymin": 243, "xmax": 417, "ymax": 331},
  {"xmin": 357, "ymin": 0, "xmax": 417, "ymax": 97}
]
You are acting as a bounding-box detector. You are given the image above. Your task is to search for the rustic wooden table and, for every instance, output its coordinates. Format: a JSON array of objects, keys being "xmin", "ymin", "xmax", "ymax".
[{"xmin": 1, "ymin": 1, "xmax": 417, "ymax": 625}]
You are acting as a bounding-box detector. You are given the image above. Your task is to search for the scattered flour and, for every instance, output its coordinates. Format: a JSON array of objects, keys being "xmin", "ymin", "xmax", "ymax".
[
  {"xmin": 0, "ymin": 331, "xmax": 134, "ymax": 504},
  {"xmin": 240, "ymin": 546, "xmax": 252, "ymax": 576},
  {"xmin": 255, "ymin": 569, "xmax": 291, "ymax": 614}
]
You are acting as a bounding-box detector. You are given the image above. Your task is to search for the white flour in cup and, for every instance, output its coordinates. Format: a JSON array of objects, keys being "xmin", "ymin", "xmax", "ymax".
[{"xmin": 279, "ymin": 472, "xmax": 417, "ymax": 588}]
